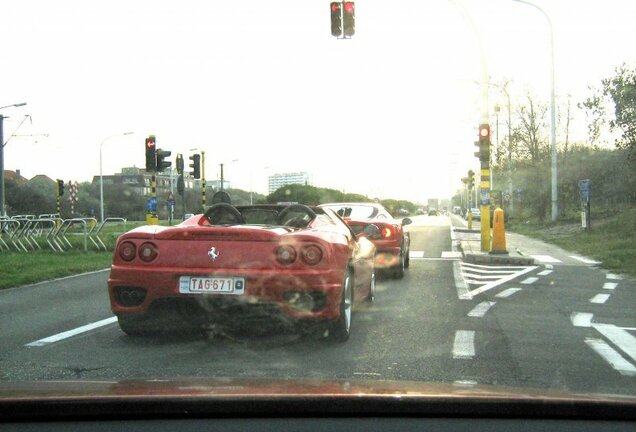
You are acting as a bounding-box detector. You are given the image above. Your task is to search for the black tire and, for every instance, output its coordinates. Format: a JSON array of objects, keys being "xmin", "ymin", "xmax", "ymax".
[
  {"xmin": 404, "ymin": 246, "xmax": 410, "ymax": 269},
  {"xmin": 117, "ymin": 314, "xmax": 154, "ymax": 336},
  {"xmin": 392, "ymin": 252, "xmax": 405, "ymax": 279},
  {"xmin": 366, "ymin": 267, "xmax": 376, "ymax": 303},
  {"xmin": 329, "ymin": 267, "xmax": 353, "ymax": 342}
]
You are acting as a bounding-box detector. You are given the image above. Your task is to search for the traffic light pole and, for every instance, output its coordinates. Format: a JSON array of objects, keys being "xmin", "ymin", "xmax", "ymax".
[
  {"xmin": 0, "ymin": 115, "xmax": 5, "ymax": 217},
  {"xmin": 201, "ymin": 151, "xmax": 206, "ymax": 210}
]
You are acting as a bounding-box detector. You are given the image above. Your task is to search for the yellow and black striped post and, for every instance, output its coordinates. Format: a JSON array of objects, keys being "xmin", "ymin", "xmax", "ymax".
[
  {"xmin": 480, "ymin": 167, "xmax": 491, "ymax": 252},
  {"xmin": 201, "ymin": 151, "xmax": 206, "ymax": 211}
]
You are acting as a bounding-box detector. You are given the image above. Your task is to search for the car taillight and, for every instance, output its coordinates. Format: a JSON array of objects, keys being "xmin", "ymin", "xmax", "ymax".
[
  {"xmin": 138, "ymin": 242, "xmax": 158, "ymax": 262},
  {"xmin": 118, "ymin": 241, "xmax": 136, "ymax": 261},
  {"xmin": 301, "ymin": 244, "xmax": 323, "ymax": 265},
  {"xmin": 275, "ymin": 245, "xmax": 297, "ymax": 265},
  {"xmin": 382, "ymin": 227, "xmax": 393, "ymax": 239}
]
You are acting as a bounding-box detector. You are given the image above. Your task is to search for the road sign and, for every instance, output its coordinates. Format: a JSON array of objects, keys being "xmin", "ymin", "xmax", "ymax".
[{"xmin": 147, "ymin": 196, "xmax": 158, "ymax": 212}]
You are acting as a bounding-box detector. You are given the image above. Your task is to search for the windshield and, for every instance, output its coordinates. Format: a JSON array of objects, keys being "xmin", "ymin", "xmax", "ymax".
[{"xmin": 1, "ymin": 0, "xmax": 635, "ymax": 406}]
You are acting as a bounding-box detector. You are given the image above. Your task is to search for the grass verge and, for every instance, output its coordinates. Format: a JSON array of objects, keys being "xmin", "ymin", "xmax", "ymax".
[
  {"xmin": 0, "ymin": 250, "xmax": 113, "ymax": 290},
  {"xmin": 508, "ymin": 207, "xmax": 636, "ymax": 277}
]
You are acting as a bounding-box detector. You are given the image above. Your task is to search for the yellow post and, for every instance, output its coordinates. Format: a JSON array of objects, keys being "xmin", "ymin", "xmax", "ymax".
[
  {"xmin": 491, "ymin": 207, "xmax": 508, "ymax": 254},
  {"xmin": 480, "ymin": 204, "xmax": 490, "ymax": 252}
]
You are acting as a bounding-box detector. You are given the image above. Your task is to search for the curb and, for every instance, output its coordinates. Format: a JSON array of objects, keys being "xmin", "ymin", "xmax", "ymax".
[{"xmin": 463, "ymin": 252, "xmax": 535, "ymax": 266}]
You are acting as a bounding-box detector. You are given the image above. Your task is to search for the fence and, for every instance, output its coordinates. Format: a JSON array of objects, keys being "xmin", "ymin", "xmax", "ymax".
[{"xmin": 0, "ymin": 215, "xmax": 127, "ymax": 253}]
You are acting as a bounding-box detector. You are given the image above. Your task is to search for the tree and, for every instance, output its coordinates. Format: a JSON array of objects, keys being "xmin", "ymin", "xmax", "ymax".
[{"xmin": 581, "ymin": 63, "xmax": 636, "ymax": 159}]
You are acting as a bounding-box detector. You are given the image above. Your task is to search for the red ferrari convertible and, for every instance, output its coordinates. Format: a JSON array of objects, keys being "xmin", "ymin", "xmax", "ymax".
[
  {"xmin": 108, "ymin": 203, "xmax": 376, "ymax": 342},
  {"xmin": 320, "ymin": 203, "xmax": 411, "ymax": 278}
]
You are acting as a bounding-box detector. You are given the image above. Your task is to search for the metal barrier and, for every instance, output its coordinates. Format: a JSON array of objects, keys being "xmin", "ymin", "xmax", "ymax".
[{"xmin": 0, "ymin": 215, "xmax": 128, "ymax": 253}]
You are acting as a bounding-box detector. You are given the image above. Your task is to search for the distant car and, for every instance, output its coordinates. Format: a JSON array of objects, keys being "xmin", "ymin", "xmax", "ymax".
[
  {"xmin": 319, "ymin": 203, "xmax": 411, "ymax": 279},
  {"xmin": 452, "ymin": 206, "xmax": 462, "ymax": 215},
  {"xmin": 465, "ymin": 208, "xmax": 481, "ymax": 221},
  {"xmin": 108, "ymin": 203, "xmax": 376, "ymax": 342},
  {"xmin": 427, "ymin": 209, "xmax": 438, "ymax": 216}
]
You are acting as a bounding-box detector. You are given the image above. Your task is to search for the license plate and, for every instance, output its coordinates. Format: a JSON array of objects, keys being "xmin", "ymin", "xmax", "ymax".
[{"xmin": 179, "ymin": 276, "xmax": 245, "ymax": 295}]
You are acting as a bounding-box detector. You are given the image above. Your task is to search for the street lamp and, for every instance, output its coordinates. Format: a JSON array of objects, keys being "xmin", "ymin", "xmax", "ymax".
[
  {"xmin": 100, "ymin": 131, "xmax": 134, "ymax": 222},
  {"xmin": 0, "ymin": 102, "xmax": 28, "ymax": 217},
  {"xmin": 512, "ymin": 0, "xmax": 557, "ymax": 222}
]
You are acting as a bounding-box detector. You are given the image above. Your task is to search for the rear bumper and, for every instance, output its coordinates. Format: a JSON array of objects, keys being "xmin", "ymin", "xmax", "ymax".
[{"xmin": 108, "ymin": 266, "xmax": 344, "ymax": 322}]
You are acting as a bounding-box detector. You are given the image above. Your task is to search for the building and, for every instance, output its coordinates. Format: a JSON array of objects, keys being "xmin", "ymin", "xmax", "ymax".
[{"xmin": 268, "ymin": 172, "xmax": 311, "ymax": 194}]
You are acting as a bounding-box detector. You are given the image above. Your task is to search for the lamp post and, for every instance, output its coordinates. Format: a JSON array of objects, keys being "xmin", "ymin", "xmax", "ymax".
[
  {"xmin": 512, "ymin": 0, "xmax": 557, "ymax": 221},
  {"xmin": 100, "ymin": 131, "xmax": 134, "ymax": 222},
  {"xmin": 0, "ymin": 102, "xmax": 27, "ymax": 217}
]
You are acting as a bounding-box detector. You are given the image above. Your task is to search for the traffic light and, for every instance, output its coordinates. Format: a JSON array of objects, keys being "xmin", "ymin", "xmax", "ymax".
[
  {"xmin": 330, "ymin": 2, "xmax": 342, "ymax": 37},
  {"xmin": 156, "ymin": 149, "xmax": 172, "ymax": 173},
  {"xmin": 145, "ymin": 135, "xmax": 156, "ymax": 172},
  {"xmin": 176, "ymin": 154, "xmax": 184, "ymax": 175},
  {"xmin": 57, "ymin": 179, "xmax": 64, "ymax": 196},
  {"xmin": 189, "ymin": 154, "xmax": 201, "ymax": 179},
  {"xmin": 343, "ymin": 2, "xmax": 355, "ymax": 36},
  {"xmin": 467, "ymin": 170, "xmax": 475, "ymax": 190},
  {"xmin": 474, "ymin": 123, "xmax": 491, "ymax": 163}
]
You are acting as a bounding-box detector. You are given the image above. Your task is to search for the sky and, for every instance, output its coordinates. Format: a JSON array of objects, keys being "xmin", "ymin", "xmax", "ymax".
[{"xmin": 1, "ymin": 0, "xmax": 634, "ymax": 202}]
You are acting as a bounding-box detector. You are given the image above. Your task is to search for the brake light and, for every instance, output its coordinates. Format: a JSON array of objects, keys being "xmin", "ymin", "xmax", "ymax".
[
  {"xmin": 382, "ymin": 227, "xmax": 393, "ymax": 238},
  {"xmin": 118, "ymin": 241, "xmax": 136, "ymax": 261},
  {"xmin": 301, "ymin": 244, "xmax": 323, "ymax": 265},
  {"xmin": 275, "ymin": 245, "xmax": 297, "ymax": 265},
  {"xmin": 138, "ymin": 242, "xmax": 158, "ymax": 262}
]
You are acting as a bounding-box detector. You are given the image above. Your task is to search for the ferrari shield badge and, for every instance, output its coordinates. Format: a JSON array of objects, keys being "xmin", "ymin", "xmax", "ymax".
[{"xmin": 207, "ymin": 246, "xmax": 220, "ymax": 261}]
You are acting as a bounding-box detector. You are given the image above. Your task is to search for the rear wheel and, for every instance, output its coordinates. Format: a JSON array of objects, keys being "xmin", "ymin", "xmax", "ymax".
[
  {"xmin": 392, "ymin": 251, "xmax": 405, "ymax": 279},
  {"xmin": 117, "ymin": 314, "xmax": 155, "ymax": 336},
  {"xmin": 367, "ymin": 267, "xmax": 376, "ymax": 303},
  {"xmin": 329, "ymin": 267, "xmax": 353, "ymax": 342}
]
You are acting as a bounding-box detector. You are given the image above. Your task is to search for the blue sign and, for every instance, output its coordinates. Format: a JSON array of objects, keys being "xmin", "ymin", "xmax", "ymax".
[
  {"xmin": 146, "ymin": 196, "xmax": 158, "ymax": 212},
  {"xmin": 578, "ymin": 179, "xmax": 591, "ymax": 202}
]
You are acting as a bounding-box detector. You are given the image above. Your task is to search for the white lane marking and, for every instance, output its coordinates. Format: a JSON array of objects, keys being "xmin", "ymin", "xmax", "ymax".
[
  {"xmin": 496, "ymin": 288, "xmax": 522, "ymax": 298},
  {"xmin": 460, "ymin": 266, "xmax": 538, "ymax": 300},
  {"xmin": 409, "ymin": 250, "xmax": 425, "ymax": 259},
  {"xmin": 520, "ymin": 277, "xmax": 538, "ymax": 285},
  {"xmin": 453, "ymin": 330, "xmax": 475, "ymax": 359},
  {"xmin": 453, "ymin": 261, "xmax": 470, "ymax": 300},
  {"xmin": 603, "ymin": 282, "xmax": 618, "ymax": 290},
  {"xmin": 585, "ymin": 338, "xmax": 636, "ymax": 376},
  {"xmin": 441, "ymin": 251, "xmax": 462, "ymax": 258},
  {"xmin": 461, "ymin": 262, "xmax": 530, "ymax": 270},
  {"xmin": 537, "ymin": 270, "xmax": 553, "ymax": 276},
  {"xmin": 569, "ymin": 255, "xmax": 600, "ymax": 264},
  {"xmin": 593, "ymin": 324, "xmax": 636, "ymax": 362},
  {"xmin": 26, "ymin": 316, "xmax": 118, "ymax": 347},
  {"xmin": 467, "ymin": 301, "xmax": 496, "ymax": 317},
  {"xmin": 606, "ymin": 273, "xmax": 623, "ymax": 280},
  {"xmin": 545, "ymin": 264, "xmax": 553, "ymax": 269},
  {"xmin": 589, "ymin": 293, "xmax": 610, "ymax": 304},
  {"xmin": 530, "ymin": 255, "xmax": 562, "ymax": 263},
  {"xmin": 571, "ymin": 312, "xmax": 594, "ymax": 328}
]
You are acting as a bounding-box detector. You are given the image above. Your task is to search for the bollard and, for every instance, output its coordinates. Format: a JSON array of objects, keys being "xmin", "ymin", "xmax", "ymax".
[
  {"xmin": 467, "ymin": 210, "xmax": 473, "ymax": 230},
  {"xmin": 490, "ymin": 207, "xmax": 508, "ymax": 254}
]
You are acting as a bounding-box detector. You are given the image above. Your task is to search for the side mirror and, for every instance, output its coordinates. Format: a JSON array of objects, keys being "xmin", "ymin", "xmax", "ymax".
[
  {"xmin": 402, "ymin": 218, "xmax": 412, "ymax": 226},
  {"xmin": 363, "ymin": 224, "xmax": 380, "ymax": 237}
]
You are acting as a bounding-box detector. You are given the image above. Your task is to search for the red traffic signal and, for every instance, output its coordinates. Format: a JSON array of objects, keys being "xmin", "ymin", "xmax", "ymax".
[
  {"xmin": 343, "ymin": 2, "xmax": 355, "ymax": 37},
  {"xmin": 330, "ymin": 2, "xmax": 342, "ymax": 37},
  {"xmin": 145, "ymin": 135, "xmax": 157, "ymax": 172},
  {"xmin": 475, "ymin": 124, "xmax": 490, "ymax": 163}
]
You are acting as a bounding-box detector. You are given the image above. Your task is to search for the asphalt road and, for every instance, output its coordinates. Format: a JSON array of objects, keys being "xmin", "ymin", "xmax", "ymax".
[{"xmin": 1, "ymin": 215, "xmax": 634, "ymax": 396}]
